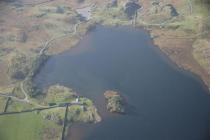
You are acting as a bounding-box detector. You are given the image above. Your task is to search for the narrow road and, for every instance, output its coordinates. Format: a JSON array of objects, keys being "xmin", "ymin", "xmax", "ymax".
[
  {"xmin": 39, "ymin": 22, "xmax": 80, "ymax": 55},
  {"xmin": 0, "ymin": 93, "xmax": 26, "ymax": 103},
  {"xmin": 20, "ymin": 81, "xmax": 29, "ymax": 102}
]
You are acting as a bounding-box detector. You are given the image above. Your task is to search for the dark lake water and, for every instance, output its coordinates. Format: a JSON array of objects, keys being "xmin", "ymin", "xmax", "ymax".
[{"xmin": 34, "ymin": 26, "xmax": 210, "ymax": 140}]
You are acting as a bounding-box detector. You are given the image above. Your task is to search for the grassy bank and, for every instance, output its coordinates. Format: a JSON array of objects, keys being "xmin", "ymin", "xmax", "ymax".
[
  {"xmin": 0, "ymin": 112, "xmax": 62, "ymax": 140},
  {"xmin": 0, "ymin": 113, "xmax": 44, "ymax": 140}
]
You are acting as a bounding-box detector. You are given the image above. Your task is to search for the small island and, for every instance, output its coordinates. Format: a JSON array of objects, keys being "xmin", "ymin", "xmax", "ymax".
[{"xmin": 104, "ymin": 90, "xmax": 125, "ymax": 113}]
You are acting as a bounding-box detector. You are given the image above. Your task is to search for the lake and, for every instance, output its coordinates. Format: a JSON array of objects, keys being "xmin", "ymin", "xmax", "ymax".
[{"xmin": 34, "ymin": 25, "xmax": 210, "ymax": 140}]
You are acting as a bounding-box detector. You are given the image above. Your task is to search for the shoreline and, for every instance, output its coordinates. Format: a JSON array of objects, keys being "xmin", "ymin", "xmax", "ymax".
[
  {"xmin": 46, "ymin": 24, "xmax": 210, "ymax": 94},
  {"xmin": 1, "ymin": 0, "xmax": 210, "ymax": 93},
  {"xmin": 57, "ymin": 24, "xmax": 210, "ymax": 140},
  {"xmin": 143, "ymin": 26, "xmax": 210, "ymax": 93},
  {"xmin": 150, "ymin": 31, "xmax": 210, "ymax": 92},
  {"xmin": 149, "ymin": 32, "xmax": 210, "ymax": 94},
  {"xmin": 15, "ymin": 24, "xmax": 210, "ymax": 140}
]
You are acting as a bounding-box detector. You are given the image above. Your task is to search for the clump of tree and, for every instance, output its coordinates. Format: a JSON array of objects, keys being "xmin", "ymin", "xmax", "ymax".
[
  {"xmin": 23, "ymin": 78, "xmax": 40, "ymax": 97},
  {"xmin": 56, "ymin": 6, "xmax": 65, "ymax": 14},
  {"xmin": 26, "ymin": 53, "xmax": 48, "ymax": 97},
  {"xmin": 17, "ymin": 31, "xmax": 28, "ymax": 43},
  {"xmin": 8, "ymin": 51, "xmax": 48, "ymax": 80},
  {"xmin": 124, "ymin": 1, "xmax": 141, "ymax": 19},
  {"xmin": 8, "ymin": 52, "xmax": 31, "ymax": 80},
  {"xmin": 8, "ymin": 51, "xmax": 48, "ymax": 97},
  {"xmin": 27, "ymin": 53, "xmax": 49, "ymax": 79}
]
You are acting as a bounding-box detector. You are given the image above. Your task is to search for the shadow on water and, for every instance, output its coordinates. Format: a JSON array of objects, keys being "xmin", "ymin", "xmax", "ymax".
[{"xmin": 34, "ymin": 25, "xmax": 210, "ymax": 140}]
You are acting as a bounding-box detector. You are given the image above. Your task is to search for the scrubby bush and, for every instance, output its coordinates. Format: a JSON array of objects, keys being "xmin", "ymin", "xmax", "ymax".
[
  {"xmin": 56, "ymin": 6, "xmax": 65, "ymax": 14},
  {"xmin": 17, "ymin": 31, "xmax": 27, "ymax": 43}
]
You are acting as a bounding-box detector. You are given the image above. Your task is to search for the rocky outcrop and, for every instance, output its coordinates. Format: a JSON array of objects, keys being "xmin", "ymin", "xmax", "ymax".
[
  {"xmin": 67, "ymin": 105, "xmax": 101, "ymax": 123},
  {"xmin": 104, "ymin": 90, "xmax": 125, "ymax": 113}
]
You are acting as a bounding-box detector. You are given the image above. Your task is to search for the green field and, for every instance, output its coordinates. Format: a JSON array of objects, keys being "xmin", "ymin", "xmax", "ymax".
[{"xmin": 0, "ymin": 113, "xmax": 44, "ymax": 140}]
